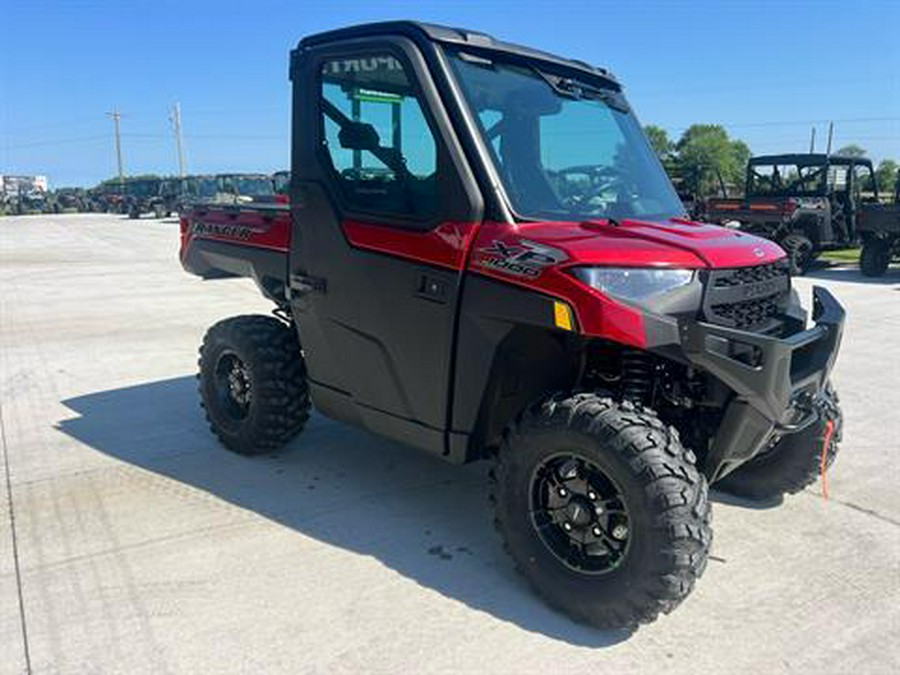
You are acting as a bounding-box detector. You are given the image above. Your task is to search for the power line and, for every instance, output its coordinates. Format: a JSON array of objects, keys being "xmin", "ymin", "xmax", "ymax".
[{"xmin": 1, "ymin": 135, "xmax": 108, "ymax": 149}]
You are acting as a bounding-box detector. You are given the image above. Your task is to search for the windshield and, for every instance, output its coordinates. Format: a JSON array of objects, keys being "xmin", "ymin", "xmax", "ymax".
[
  {"xmin": 189, "ymin": 177, "xmax": 218, "ymax": 198},
  {"xmin": 233, "ymin": 176, "xmax": 273, "ymax": 197},
  {"xmin": 747, "ymin": 162, "xmax": 827, "ymax": 197},
  {"xmin": 127, "ymin": 181, "xmax": 158, "ymax": 197},
  {"xmin": 447, "ymin": 53, "xmax": 684, "ymax": 221}
]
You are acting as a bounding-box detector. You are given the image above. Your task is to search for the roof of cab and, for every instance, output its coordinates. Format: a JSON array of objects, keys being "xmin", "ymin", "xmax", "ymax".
[
  {"xmin": 749, "ymin": 153, "xmax": 874, "ymax": 166},
  {"xmin": 296, "ymin": 20, "xmax": 618, "ymax": 86}
]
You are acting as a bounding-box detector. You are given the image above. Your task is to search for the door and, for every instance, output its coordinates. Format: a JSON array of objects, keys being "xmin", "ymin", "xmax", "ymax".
[
  {"xmin": 288, "ymin": 38, "xmax": 483, "ymax": 456},
  {"xmin": 850, "ymin": 161, "xmax": 878, "ymax": 240}
]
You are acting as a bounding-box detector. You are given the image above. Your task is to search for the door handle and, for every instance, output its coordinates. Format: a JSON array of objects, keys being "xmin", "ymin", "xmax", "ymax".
[{"xmin": 290, "ymin": 273, "xmax": 327, "ymax": 294}]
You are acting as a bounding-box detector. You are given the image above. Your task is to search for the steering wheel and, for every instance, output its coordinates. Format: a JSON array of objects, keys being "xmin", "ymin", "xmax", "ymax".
[{"xmin": 550, "ymin": 165, "xmax": 629, "ymax": 211}]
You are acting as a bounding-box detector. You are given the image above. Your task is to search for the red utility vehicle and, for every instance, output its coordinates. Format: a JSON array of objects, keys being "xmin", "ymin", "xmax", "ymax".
[{"xmin": 180, "ymin": 22, "xmax": 845, "ymax": 629}]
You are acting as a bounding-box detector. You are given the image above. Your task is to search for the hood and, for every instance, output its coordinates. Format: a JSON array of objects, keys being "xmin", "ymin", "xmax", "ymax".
[{"xmin": 510, "ymin": 217, "xmax": 786, "ymax": 269}]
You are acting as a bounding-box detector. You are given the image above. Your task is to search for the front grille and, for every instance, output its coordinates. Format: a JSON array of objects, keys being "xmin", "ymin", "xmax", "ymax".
[
  {"xmin": 704, "ymin": 262, "xmax": 790, "ymax": 331},
  {"xmin": 713, "ymin": 262, "xmax": 788, "ymax": 288},
  {"xmin": 710, "ymin": 296, "xmax": 779, "ymax": 328}
]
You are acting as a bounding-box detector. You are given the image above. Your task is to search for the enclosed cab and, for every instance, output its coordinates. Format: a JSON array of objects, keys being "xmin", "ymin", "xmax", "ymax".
[{"xmin": 180, "ymin": 22, "xmax": 845, "ymax": 630}]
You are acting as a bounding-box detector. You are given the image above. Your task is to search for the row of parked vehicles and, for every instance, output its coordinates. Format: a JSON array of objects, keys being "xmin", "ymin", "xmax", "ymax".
[
  {"xmin": 3, "ymin": 172, "xmax": 291, "ymax": 219},
  {"xmin": 700, "ymin": 153, "xmax": 899, "ymax": 277}
]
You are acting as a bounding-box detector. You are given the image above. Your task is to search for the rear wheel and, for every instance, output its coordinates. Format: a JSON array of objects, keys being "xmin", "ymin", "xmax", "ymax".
[
  {"xmin": 717, "ymin": 387, "xmax": 842, "ymax": 500},
  {"xmin": 153, "ymin": 205, "xmax": 167, "ymax": 219},
  {"xmin": 198, "ymin": 315, "xmax": 311, "ymax": 455},
  {"xmin": 491, "ymin": 393, "xmax": 711, "ymax": 629},
  {"xmin": 860, "ymin": 240, "xmax": 891, "ymax": 277}
]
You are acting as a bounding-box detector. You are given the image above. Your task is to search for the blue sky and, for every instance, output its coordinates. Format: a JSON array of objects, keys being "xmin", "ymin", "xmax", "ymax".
[{"xmin": 1, "ymin": 0, "xmax": 897, "ymax": 187}]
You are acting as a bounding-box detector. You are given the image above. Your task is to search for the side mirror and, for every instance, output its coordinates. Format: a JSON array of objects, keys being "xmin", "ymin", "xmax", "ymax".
[{"xmin": 339, "ymin": 122, "xmax": 380, "ymax": 151}]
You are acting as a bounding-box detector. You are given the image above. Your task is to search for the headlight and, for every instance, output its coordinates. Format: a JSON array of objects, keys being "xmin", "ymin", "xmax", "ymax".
[{"xmin": 572, "ymin": 267, "xmax": 694, "ymax": 302}]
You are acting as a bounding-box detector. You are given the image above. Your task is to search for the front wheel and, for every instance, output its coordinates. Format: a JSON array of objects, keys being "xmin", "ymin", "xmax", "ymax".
[
  {"xmin": 491, "ymin": 393, "xmax": 711, "ymax": 629},
  {"xmin": 198, "ymin": 315, "xmax": 311, "ymax": 455},
  {"xmin": 860, "ymin": 240, "xmax": 891, "ymax": 277},
  {"xmin": 781, "ymin": 232, "xmax": 815, "ymax": 275},
  {"xmin": 716, "ymin": 386, "xmax": 842, "ymax": 500}
]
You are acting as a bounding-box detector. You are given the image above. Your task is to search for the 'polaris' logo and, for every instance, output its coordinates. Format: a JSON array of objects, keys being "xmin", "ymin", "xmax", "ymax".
[{"xmin": 740, "ymin": 279, "xmax": 782, "ymax": 299}]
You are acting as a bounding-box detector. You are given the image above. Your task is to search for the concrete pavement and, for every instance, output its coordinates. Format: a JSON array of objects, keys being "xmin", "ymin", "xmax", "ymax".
[{"xmin": 1, "ymin": 214, "xmax": 898, "ymax": 674}]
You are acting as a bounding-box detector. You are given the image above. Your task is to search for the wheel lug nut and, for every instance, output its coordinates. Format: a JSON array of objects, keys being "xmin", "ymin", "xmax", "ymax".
[
  {"xmin": 612, "ymin": 524, "xmax": 628, "ymax": 540},
  {"xmin": 594, "ymin": 506, "xmax": 604, "ymax": 515},
  {"xmin": 562, "ymin": 522, "xmax": 572, "ymax": 532},
  {"xmin": 592, "ymin": 526, "xmax": 602, "ymax": 537},
  {"xmin": 588, "ymin": 491, "xmax": 597, "ymax": 500},
  {"xmin": 558, "ymin": 488, "xmax": 567, "ymax": 497}
]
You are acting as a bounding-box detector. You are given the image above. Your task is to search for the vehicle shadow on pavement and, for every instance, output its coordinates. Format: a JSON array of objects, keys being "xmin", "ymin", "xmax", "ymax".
[
  {"xmin": 57, "ymin": 376, "xmax": 631, "ymax": 648},
  {"xmin": 806, "ymin": 266, "xmax": 900, "ymax": 285}
]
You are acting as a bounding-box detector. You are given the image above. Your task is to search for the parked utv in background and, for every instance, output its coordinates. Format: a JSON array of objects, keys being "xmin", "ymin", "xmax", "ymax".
[
  {"xmin": 52, "ymin": 187, "xmax": 89, "ymax": 213},
  {"xmin": 706, "ymin": 154, "xmax": 878, "ymax": 274},
  {"xmin": 10, "ymin": 188, "xmax": 48, "ymax": 214},
  {"xmin": 273, "ymin": 170, "xmax": 291, "ymax": 201},
  {"xmin": 123, "ymin": 178, "xmax": 180, "ymax": 219},
  {"xmin": 858, "ymin": 171, "xmax": 900, "ymax": 277},
  {"xmin": 180, "ymin": 22, "xmax": 845, "ymax": 630},
  {"xmin": 93, "ymin": 183, "xmax": 127, "ymax": 213}
]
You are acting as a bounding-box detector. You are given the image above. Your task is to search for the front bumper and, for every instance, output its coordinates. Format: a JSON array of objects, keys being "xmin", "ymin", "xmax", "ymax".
[{"xmin": 677, "ymin": 286, "xmax": 844, "ymax": 480}]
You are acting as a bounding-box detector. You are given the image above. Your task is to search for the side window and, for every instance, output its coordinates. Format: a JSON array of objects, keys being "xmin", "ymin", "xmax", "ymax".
[
  {"xmin": 828, "ymin": 165, "xmax": 849, "ymax": 193},
  {"xmin": 853, "ymin": 163, "xmax": 876, "ymax": 201},
  {"xmin": 319, "ymin": 53, "xmax": 438, "ymax": 221}
]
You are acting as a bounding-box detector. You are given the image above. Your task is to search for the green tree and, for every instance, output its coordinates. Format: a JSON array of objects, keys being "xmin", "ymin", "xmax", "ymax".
[
  {"xmin": 675, "ymin": 124, "xmax": 749, "ymax": 198},
  {"xmin": 875, "ymin": 159, "xmax": 898, "ymax": 195},
  {"xmin": 834, "ymin": 144, "xmax": 867, "ymax": 158},
  {"xmin": 643, "ymin": 125, "xmax": 673, "ymax": 160}
]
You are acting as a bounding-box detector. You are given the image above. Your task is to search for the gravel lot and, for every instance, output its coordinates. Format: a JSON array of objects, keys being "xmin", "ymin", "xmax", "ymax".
[{"xmin": 1, "ymin": 213, "xmax": 898, "ymax": 674}]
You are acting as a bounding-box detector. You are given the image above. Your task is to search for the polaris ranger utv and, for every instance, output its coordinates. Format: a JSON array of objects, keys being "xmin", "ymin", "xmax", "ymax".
[
  {"xmin": 180, "ymin": 22, "xmax": 845, "ymax": 629},
  {"xmin": 123, "ymin": 178, "xmax": 173, "ymax": 219},
  {"xmin": 707, "ymin": 154, "xmax": 879, "ymax": 274},
  {"xmin": 858, "ymin": 171, "xmax": 899, "ymax": 277}
]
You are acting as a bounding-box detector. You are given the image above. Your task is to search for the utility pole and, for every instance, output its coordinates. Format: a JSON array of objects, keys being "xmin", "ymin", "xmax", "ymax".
[
  {"xmin": 170, "ymin": 103, "xmax": 186, "ymax": 177},
  {"xmin": 809, "ymin": 126, "xmax": 816, "ymax": 153},
  {"xmin": 826, "ymin": 122, "xmax": 834, "ymax": 155},
  {"xmin": 106, "ymin": 108, "xmax": 124, "ymax": 183},
  {"xmin": 106, "ymin": 108, "xmax": 124, "ymax": 184}
]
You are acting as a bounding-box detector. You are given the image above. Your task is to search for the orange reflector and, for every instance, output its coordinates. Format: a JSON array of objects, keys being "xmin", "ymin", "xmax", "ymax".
[
  {"xmin": 820, "ymin": 419, "xmax": 835, "ymax": 501},
  {"xmin": 553, "ymin": 301, "xmax": 574, "ymax": 331}
]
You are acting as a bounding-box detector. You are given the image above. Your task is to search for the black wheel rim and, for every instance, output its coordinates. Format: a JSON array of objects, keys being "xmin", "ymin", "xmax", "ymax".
[
  {"xmin": 213, "ymin": 351, "xmax": 252, "ymax": 421},
  {"xmin": 530, "ymin": 453, "xmax": 631, "ymax": 575}
]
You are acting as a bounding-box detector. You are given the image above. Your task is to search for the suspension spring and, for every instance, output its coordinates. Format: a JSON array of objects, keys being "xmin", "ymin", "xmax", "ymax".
[{"xmin": 621, "ymin": 349, "xmax": 653, "ymax": 404}]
